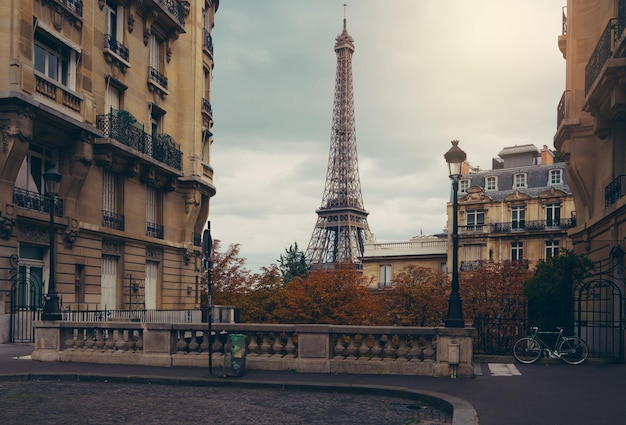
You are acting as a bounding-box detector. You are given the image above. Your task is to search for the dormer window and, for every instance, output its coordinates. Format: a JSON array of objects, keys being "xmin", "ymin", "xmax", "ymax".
[
  {"xmin": 513, "ymin": 173, "xmax": 527, "ymax": 188},
  {"xmin": 459, "ymin": 179, "xmax": 470, "ymax": 194},
  {"xmin": 485, "ymin": 176, "xmax": 497, "ymax": 191},
  {"xmin": 549, "ymin": 169, "xmax": 562, "ymax": 186}
]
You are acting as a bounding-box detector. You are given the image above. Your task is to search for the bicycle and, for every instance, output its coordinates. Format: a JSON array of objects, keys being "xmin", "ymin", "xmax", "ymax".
[{"xmin": 513, "ymin": 326, "xmax": 589, "ymax": 365}]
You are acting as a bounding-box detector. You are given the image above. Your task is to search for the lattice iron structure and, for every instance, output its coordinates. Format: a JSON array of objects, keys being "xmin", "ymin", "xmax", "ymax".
[{"xmin": 305, "ymin": 16, "xmax": 370, "ymax": 268}]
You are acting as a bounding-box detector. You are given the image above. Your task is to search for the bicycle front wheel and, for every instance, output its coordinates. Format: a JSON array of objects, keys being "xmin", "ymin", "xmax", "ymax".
[
  {"xmin": 558, "ymin": 337, "xmax": 589, "ymax": 365},
  {"xmin": 513, "ymin": 337, "xmax": 541, "ymax": 364}
]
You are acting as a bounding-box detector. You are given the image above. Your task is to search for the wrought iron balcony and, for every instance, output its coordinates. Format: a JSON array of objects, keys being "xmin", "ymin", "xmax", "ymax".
[
  {"xmin": 56, "ymin": 0, "xmax": 83, "ymax": 16},
  {"xmin": 202, "ymin": 98, "xmax": 213, "ymax": 117},
  {"xmin": 148, "ymin": 66, "xmax": 169, "ymax": 91},
  {"xmin": 146, "ymin": 222, "xmax": 164, "ymax": 239},
  {"xmin": 557, "ymin": 91, "xmax": 566, "ymax": 129},
  {"xmin": 493, "ymin": 219, "xmax": 576, "ymax": 233},
  {"xmin": 585, "ymin": 19, "xmax": 617, "ymax": 94},
  {"xmin": 102, "ymin": 210, "xmax": 125, "ymax": 231},
  {"xmin": 605, "ymin": 174, "xmax": 626, "ymax": 206},
  {"xmin": 203, "ymin": 28, "xmax": 214, "ymax": 56},
  {"xmin": 155, "ymin": 0, "xmax": 186, "ymax": 29},
  {"xmin": 96, "ymin": 109, "xmax": 182, "ymax": 170},
  {"xmin": 13, "ymin": 188, "xmax": 63, "ymax": 216},
  {"xmin": 104, "ymin": 34, "xmax": 129, "ymax": 62}
]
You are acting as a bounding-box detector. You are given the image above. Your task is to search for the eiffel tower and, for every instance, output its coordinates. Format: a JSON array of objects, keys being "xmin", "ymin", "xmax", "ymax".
[{"xmin": 305, "ymin": 13, "xmax": 370, "ymax": 268}]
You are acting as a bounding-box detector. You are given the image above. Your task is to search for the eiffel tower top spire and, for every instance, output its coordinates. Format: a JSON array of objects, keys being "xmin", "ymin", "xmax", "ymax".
[{"xmin": 305, "ymin": 10, "xmax": 370, "ymax": 268}]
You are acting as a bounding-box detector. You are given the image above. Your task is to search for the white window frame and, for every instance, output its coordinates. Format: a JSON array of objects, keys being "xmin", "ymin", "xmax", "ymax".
[
  {"xmin": 459, "ymin": 179, "xmax": 470, "ymax": 194},
  {"xmin": 105, "ymin": 1, "xmax": 124, "ymax": 42},
  {"xmin": 145, "ymin": 260, "xmax": 158, "ymax": 309},
  {"xmin": 101, "ymin": 255, "xmax": 118, "ymax": 310},
  {"xmin": 511, "ymin": 242, "xmax": 524, "ymax": 261},
  {"xmin": 15, "ymin": 144, "xmax": 53, "ymax": 194},
  {"xmin": 549, "ymin": 169, "xmax": 562, "ymax": 186},
  {"xmin": 379, "ymin": 264, "xmax": 392, "ymax": 288},
  {"xmin": 466, "ymin": 209, "xmax": 485, "ymax": 228},
  {"xmin": 103, "ymin": 169, "xmax": 119, "ymax": 214},
  {"xmin": 546, "ymin": 203, "xmax": 561, "ymax": 228},
  {"xmin": 34, "ymin": 31, "xmax": 77, "ymax": 90},
  {"xmin": 485, "ymin": 176, "xmax": 497, "ymax": 191},
  {"xmin": 545, "ymin": 241, "xmax": 560, "ymax": 258},
  {"xmin": 511, "ymin": 206, "xmax": 525, "ymax": 230},
  {"xmin": 513, "ymin": 173, "xmax": 527, "ymax": 188}
]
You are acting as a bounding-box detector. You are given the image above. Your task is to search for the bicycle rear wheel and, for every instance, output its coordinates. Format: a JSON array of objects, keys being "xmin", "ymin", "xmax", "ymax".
[
  {"xmin": 558, "ymin": 337, "xmax": 588, "ymax": 365},
  {"xmin": 513, "ymin": 337, "xmax": 541, "ymax": 363}
]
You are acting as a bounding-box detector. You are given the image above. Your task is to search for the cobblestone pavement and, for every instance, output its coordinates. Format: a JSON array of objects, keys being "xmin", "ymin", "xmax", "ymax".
[{"xmin": 0, "ymin": 379, "xmax": 451, "ymax": 425}]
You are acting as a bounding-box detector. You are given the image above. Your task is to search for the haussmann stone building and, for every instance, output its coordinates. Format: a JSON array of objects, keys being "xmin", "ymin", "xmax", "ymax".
[{"xmin": 0, "ymin": 0, "xmax": 219, "ymax": 342}]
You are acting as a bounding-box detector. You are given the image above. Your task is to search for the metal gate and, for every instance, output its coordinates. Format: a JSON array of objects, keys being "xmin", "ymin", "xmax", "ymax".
[
  {"xmin": 9, "ymin": 254, "xmax": 43, "ymax": 343},
  {"xmin": 574, "ymin": 247, "xmax": 625, "ymax": 361}
]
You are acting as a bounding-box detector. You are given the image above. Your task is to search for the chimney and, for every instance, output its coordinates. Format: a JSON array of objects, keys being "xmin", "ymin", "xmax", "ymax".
[{"xmin": 541, "ymin": 145, "xmax": 554, "ymax": 165}]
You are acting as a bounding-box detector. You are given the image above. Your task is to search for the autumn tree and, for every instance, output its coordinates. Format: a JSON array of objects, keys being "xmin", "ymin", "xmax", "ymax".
[
  {"xmin": 275, "ymin": 264, "xmax": 381, "ymax": 325},
  {"xmin": 238, "ymin": 264, "xmax": 285, "ymax": 323},
  {"xmin": 462, "ymin": 260, "xmax": 531, "ymax": 325},
  {"xmin": 381, "ymin": 265, "xmax": 449, "ymax": 326},
  {"xmin": 205, "ymin": 240, "xmax": 253, "ymax": 309},
  {"xmin": 278, "ymin": 242, "xmax": 309, "ymax": 285},
  {"xmin": 523, "ymin": 249, "xmax": 594, "ymax": 333}
]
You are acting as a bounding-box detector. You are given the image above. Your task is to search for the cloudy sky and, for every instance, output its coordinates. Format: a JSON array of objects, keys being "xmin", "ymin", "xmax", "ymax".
[{"xmin": 209, "ymin": 0, "xmax": 566, "ymax": 273}]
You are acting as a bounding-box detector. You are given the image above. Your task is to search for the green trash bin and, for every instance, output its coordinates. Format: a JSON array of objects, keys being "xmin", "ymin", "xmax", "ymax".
[{"xmin": 228, "ymin": 333, "xmax": 246, "ymax": 377}]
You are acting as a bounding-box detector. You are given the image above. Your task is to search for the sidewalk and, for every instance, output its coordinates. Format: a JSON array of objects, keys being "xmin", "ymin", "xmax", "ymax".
[{"xmin": 1, "ymin": 344, "xmax": 624, "ymax": 425}]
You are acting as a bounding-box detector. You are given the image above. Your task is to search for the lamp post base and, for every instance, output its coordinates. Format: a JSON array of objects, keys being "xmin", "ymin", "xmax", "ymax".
[{"xmin": 42, "ymin": 293, "xmax": 62, "ymax": 321}]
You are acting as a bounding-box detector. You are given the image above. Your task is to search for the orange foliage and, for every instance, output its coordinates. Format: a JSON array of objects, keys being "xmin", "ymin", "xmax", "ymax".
[{"xmin": 274, "ymin": 264, "xmax": 382, "ymax": 325}]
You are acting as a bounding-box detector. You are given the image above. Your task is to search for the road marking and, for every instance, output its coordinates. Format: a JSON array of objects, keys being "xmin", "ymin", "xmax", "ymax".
[
  {"xmin": 488, "ymin": 363, "xmax": 521, "ymax": 376},
  {"xmin": 12, "ymin": 355, "xmax": 32, "ymax": 360}
]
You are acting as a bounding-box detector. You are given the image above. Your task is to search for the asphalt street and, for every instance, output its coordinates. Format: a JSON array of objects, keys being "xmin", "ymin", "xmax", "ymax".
[{"xmin": 0, "ymin": 344, "xmax": 623, "ymax": 425}]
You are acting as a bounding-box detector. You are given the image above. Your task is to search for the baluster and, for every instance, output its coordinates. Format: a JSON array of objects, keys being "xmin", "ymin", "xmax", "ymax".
[
  {"xmin": 333, "ymin": 334, "xmax": 345, "ymax": 359},
  {"xmin": 346, "ymin": 334, "xmax": 358, "ymax": 359},
  {"xmin": 283, "ymin": 334, "xmax": 296, "ymax": 358},
  {"xmin": 63, "ymin": 328, "xmax": 76, "ymax": 350},
  {"xmin": 395, "ymin": 336, "xmax": 408, "ymax": 361},
  {"xmin": 176, "ymin": 330, "xmax": 187, "ymax": 353},
  {"xmin": 383, "ymin": 334, "xmax": 395, "ymax": 361},
  {"xmin": 134, "ymin": 330, "xmax": 143, "ymax": 351},
  {"xmin": 104, "ymin": 329, "xmax": 115, "ymax": 351},
  {"xmin": 271, "ymin": 333, "xmax": 283, "ymax": 356},
  {"xmin": 409, "ymin": 336, "xmax": 424, "ymax": 361},
  {"xmin": 360, "ymin": 334, "xmax": 373, "ymax": 358},
  {"xmin": 259, "ymin": 332, "xmax": 272, "ymax": 357},
  {"xmin": 423, "ymin": 337, "xmax": 435, "ymax": 362},
  {"xmin": 115, "ymin": 329, "xmax": 126, "ymax": 351},
  {"xmin": 84, "ymin": 328, "xmax": 96, "ymax": 350},
  {"xmin": 247, "ymin": 333, "xmax": 259, "ymax": 356},
  {"xmin": 188, "ymin": 330, "xmax": 200, "ymax": 353},
  {"xmin": 74, "ymin": 328, "xmax": 86, "ymax": 350}
]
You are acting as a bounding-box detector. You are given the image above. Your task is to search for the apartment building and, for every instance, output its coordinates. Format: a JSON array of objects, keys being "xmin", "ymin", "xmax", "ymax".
[
  {"xmin": 0, "ymin": 0, "xmax": 219, "ymax": 342},
  {"xmin": 554, "ymin": 0, "xmax": 626, "ymax": 359},
  {"xmin": 449, "ymin": 144, "xmax": 575, "ymax": 272}
]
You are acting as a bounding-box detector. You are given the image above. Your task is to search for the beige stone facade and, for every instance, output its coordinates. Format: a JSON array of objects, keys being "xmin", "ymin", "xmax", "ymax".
[
  {"xmin": 554, "ymin": 1, "xmax": 626, "ymax": 358},
  {"xmin": 450, "ymin": 144, "xmax": 575, "ymax": 273},
  {"xmin": 0, "ymin": 0, "xmax": 218, "ymax": 342},
  {"xmin": 361, "ymin": 236, "xmax": 447, "ymax": 288}
]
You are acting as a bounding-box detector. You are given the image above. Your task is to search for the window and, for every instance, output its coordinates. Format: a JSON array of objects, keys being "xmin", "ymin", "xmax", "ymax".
[
  {"xmin": 549, "ymin": 169, "xmax": 562, "ymax": 186},
  {"xmin": 148, "ymin": 34, "xmax": 168, "ymax": 90},
  {"xmin": 145, "ymin": 261, "xmax": 159, "ymax": 309},
  {"xmin": 461, "ymin": 244, "xmax": 482, "ymax": 271},
  {"xmin": 511, "ymin": 206, "xmax": 525, "ymax": 230},
  {"xmin": 511, "ymin": 242, "xmax": 524, "ymax": 261},
  {"xmin": 34, "ymin": 31, "xmax": 76, "ymax": 89},
  {"xmin": 546, "ymin": 241, "xmax": 560, "ymax": 258},
  {"xmin": 105, "ymin": 1, "xmax": 124, "ymax": 42},
  {"xmin": 513, "ymin": 173, "xmax": 527, "ymax": 188},
  {"xmin": 202, "ymin": 129, "xmax": 212, "ymax": 163},
  {"xmin": 146, "ymin": 187, "xmax": 163, "ymax": 239},
  {"xmin": 17, "ymin": 244, "xmax": 45, "ymax": 309},
  {"xmin": 466, "ymin": 209, "xmax": 485, "ymax": 230},
  {"xmin": 459, "ymin": 179, "xmax": 470, "ymax": 194},
  {"xmin": 102, "ymin": 169, "xmax": 124, "ymax": 230},
  {"xmin": 485, "ymin": 176, "xmax": 497, "ymax": 191},
  {"xmin": 379, "ymin": 264, "xmax": 392, "ymax": 288},
  {"xmin": 546, "ymin": 203, "xmax": 561, "ymax": 227},
  {"xmin": 15, "ymin": 144, "xmax": 53, "ymax": 194},
  {"xmin": 101, "ymin": 255, "xmax": 118, "ymax": 309}
]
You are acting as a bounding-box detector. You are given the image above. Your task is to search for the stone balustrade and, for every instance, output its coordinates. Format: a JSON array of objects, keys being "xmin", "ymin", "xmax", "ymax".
[{"xmin": 33, "ymin": 322, "xmax": 474, "ymax": 377}]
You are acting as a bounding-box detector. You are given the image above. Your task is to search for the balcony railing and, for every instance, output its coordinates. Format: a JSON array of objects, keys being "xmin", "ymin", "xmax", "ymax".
[
  {"xmin": 13, "ymin": 188, "xmax": 63, "ymax": 216},
  {"xmin": 104, "ymin": 34, "xmax": 129, "ymax": 62},
  {"xmin": 155, "ymin": 0, "xmax": 186, "ymax": 29},
  {"xmin": 102, "ymin": 210, "xmax": 125, "ymax": 230},
  {"xmin": 146, "ymin": 222, "xmax": 164, "ymax": 239},
  {"xmin": 557, "ymin": 90, "xmax": 566, "ymax": 129},
  {"xmin": 493, "ymin": 219, "xmax": 576, "ymax": 233},
  {"xmin": 585, "ymin": 19, "xmax": 618, "ymax": 94},
  {"xmin": 605, "ymin": 174, "xmax": 626, "ymax": 206},
  {"xmin": 35, "ymin": 73, "xmax": 82, "ymax": 113},
  {"xmin": 148, "ymin": 66, "xmax": 169, "ymax": 90},
  {"xmin": 203, "ymin": 28, "xmax": 214, "ymax": 56},
  {"xmin": 202, "ymin": 98, "xmax": 213, "ymax": 117},
  {"xmin": 56, "ymin": 0, "xmax": 83, "ymax": 16},
  {"xmin": 96, "ymin": 109, "xmax": 182, "ymax": 170}
]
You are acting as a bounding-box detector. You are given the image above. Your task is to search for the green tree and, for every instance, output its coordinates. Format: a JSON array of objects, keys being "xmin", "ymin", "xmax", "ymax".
[
  {"xmin": 278, "ymin": 242, "xmax": 309, "ymax": 285},
  {"xmin": 523, "ymin": 249, "xmax": 594, "ymax": 333}
]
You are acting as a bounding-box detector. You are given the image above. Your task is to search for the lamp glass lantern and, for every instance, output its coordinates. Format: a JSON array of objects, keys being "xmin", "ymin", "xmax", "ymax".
[
  {"xmin": 44, "ymin": 165, "xmax": 62, "ymax": 196},
  {"xmin": 444, "ymin": 140, "xmax": 466, "ymax": 179}
]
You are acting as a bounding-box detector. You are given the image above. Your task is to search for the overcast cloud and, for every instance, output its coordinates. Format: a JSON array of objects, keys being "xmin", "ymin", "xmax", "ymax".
[{"xmin": 209, "ymin": 0, "xmax": 566, "ymax": 273}]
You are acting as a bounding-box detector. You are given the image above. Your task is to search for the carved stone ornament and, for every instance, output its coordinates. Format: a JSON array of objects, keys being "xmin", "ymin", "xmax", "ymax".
[
  {"xmin": 146, "ymin": 247, "xmax": 162, "ymax": 261},
  {"xmin": 64, "ymin": 217, "xmax": 79, "ymax": 249},
  {"xmin": 102, "ymin": 239, "xmax": 123, "ymax": 256},
  {"xmin": 17, "ymin": 222, "xmax": 48, "ymax": 245},
  {"xmin": 128, "ymin": 14, "xmax": 135, "ymax": 33},
  {"xmin": 0, "ymin": 215, "xmax": 15, "ymax": 240}
]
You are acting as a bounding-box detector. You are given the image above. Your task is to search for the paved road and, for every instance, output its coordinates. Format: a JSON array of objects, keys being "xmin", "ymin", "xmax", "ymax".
[{"xmin": 1, "ymin": 344, "xmax": 624, "ymax": 425}]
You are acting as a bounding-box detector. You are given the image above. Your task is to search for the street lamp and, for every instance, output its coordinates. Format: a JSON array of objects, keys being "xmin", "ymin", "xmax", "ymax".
[
  {"xmin": 444, "ymin": 140, "xmax": 466, "ymax": 328},
  {"xmin": 42, "ymin": 164, "xmax": 62, "ymax": 321}
]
